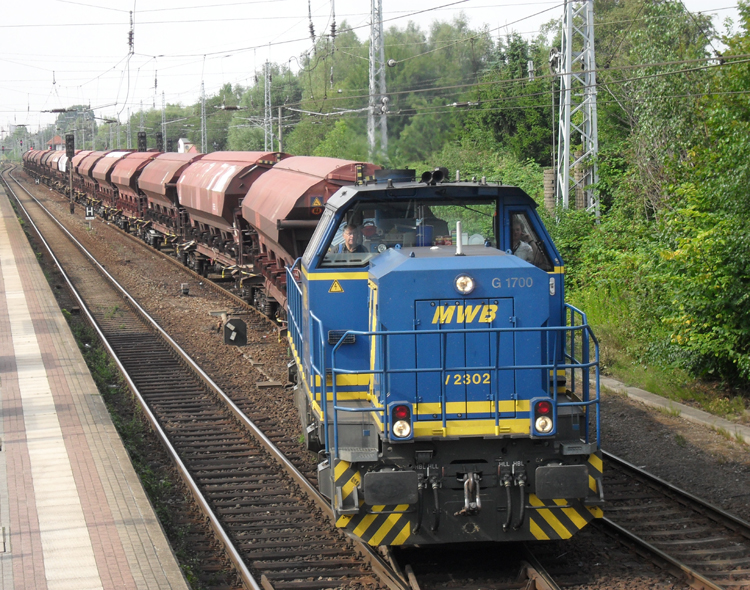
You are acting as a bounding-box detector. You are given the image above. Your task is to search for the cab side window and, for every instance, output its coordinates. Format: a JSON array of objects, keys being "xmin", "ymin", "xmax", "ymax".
[{"xmin": 509, "ymin": 212, "xmax": 553, "ymax": 271}]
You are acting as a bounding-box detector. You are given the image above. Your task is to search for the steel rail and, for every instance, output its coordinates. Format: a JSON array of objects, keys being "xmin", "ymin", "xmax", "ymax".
[
  {"xmin": 604, "ymin": 451, "xmax": 750, "ymax": 536},
  {"xmin": 599, "ymin": 519, "xmax": 723, "ymax": 590},
  {"xmin": 5, "ymin": 167, "xmax": 407, "ymax": 590},
  {"xmin": 602, "ymin": 451, "xmax": 750, "ymax": 590},
  {"xmin": 2, "ymin": 168, "xmax": 261, "ymax": 589},
  {"xmin": 520, "ymin": 544, "xmax": 564, "ymax": 590}
]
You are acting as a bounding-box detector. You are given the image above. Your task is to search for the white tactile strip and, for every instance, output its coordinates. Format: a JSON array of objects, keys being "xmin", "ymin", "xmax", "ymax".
[{"xmin": 0, "ymin": 215, "xmax": 103, "ymax": 590}]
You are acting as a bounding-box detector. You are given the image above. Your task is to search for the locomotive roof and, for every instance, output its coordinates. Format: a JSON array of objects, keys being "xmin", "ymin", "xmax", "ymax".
[{"xmin": 326, "ymin": 180, "xmax": 537, "ymax": 211}]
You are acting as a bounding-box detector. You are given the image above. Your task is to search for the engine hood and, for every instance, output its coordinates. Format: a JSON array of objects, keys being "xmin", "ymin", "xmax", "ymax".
[{"xmin": 369, "ymin": 246, "xmax": 550, "ymax": 330}]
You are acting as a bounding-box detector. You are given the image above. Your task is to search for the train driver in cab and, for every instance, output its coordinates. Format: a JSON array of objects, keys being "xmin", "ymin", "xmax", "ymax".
[
  {"xmin": 511, "ymin": 219, "xmax": 534, "ymax": 263},
  {"xmin": 337, "ymin": 224, "xmax": 367, "ymax": 254}
]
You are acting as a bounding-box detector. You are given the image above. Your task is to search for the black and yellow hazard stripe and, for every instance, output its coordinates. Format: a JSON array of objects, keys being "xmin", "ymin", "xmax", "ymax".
[
  {"xmin": 587, "ymin": 452, "xmax": 603, "ymax": 494},
  {"xmin": 526, "ymin": 452, "xmax": 603, "ymax": 540},
  {"xmin": 527, "ymin": 495, "xmax": 599, "ymax": 540},
  {"xmin": 333, "ymin": 459, "xmax": 412, "ymax": 545}
]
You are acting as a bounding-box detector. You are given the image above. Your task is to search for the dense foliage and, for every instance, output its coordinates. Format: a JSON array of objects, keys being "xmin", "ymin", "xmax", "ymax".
[{"xmin": 8, "ymin": 1, "xmax": 750, "ymax": 387}]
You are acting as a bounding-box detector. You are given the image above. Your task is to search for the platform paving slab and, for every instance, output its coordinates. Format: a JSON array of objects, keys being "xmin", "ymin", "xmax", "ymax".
[{"xmin": 0, "ymin": 185, "xmax": 189, "ymax": 590}]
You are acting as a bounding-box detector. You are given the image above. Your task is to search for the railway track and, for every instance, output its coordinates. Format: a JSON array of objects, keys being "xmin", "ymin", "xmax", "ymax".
[
  {"xmin": 390, "ymin": 543, "xmax": 564, "ymax": 590},
  {"xmin": 12, "ymin": 165, "xmax": 714, "ymax": 590},
  {"xmin": 602, "ymin": 452, "xmax": 750, "ymax": 589},
  {"xmin": 2, "ymin": 167, "xmax": 405, "ymax": 590}
]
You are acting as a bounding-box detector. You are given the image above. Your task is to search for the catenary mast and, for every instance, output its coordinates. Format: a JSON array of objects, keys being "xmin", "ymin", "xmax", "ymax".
[
  {"xmin": 556, "ymin": 0, "xmax": 600, "ymax": 218},
  {"xmin": 368, "ymin": 0, "xmax": 387, "ymax": 161}
]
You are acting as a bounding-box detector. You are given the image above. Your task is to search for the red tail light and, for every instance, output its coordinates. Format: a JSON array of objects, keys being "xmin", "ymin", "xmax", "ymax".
[
  {"xmin": 535, "ymin": 401, "xmax": 552, "ymax": 416},
  {"xmin": 392, "ymin": 405, "xmax": 410, "ymax": 420}
]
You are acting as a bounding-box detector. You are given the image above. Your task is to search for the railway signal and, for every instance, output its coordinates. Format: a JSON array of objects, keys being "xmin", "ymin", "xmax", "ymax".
[
  {"xmin": 65, "ymin": 134, "xmax": 74, "ymax": 159},
  {"xmin": 66, "ymin": 134, "xmax": 75, "ymax": 213}
]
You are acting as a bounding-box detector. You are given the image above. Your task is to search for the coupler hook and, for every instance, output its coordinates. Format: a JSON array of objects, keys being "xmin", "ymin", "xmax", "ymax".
[{"xmin": 456, "ymin": 471, "xmax": 482, "ymax": 516}]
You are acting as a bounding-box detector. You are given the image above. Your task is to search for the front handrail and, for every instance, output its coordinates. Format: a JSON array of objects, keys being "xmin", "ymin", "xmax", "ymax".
[
  {"xmin": 286, "ymin": 264, "xmax": 331, "ymax": 450},
  {"xmin": 328, "ymin": 321, "xmax": 600, "ymax": 459},
  {"xmin": 565, "ymin": 303, "xmax": 601, "ymax": 445},
  {"xmin": 285, "ymin": 266, "xmax": 601, "ymax": 464}
]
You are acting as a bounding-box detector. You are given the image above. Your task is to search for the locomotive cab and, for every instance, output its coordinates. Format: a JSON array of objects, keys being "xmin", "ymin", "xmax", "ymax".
[{"xmin": 286, "ymin": 175, "xmax": 603, "ymax": 545}]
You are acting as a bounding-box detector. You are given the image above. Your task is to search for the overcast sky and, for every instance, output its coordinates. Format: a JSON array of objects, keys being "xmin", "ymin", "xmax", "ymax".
[{"xmin": 0, "ymin": 0, "xmax": 740, "ymax": 134}]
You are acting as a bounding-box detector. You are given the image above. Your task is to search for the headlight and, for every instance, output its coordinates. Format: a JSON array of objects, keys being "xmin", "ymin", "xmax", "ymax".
[
  {"xmin": 533, "ymin": 399, "xmax": 554, "ymax": 435},
  {"xmin": 535, "ymin": 415, "xmax": 553, "ymax": 434},
  {"xmin": 392, "ymin": 420, "xmax": 412, "ymax": 438},
  {"xmin": 454, "ymin": 274, "xmax": 475, "ymax": 295},
  {"xmin": 390, "ymin": 403, "xmax": 413, "ymax": 440}
]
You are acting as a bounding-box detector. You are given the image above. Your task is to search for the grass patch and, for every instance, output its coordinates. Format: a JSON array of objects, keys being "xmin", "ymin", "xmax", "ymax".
[
  {"xmin": 710, "ymin": 425, "xmax": 748, "ymax": 446},
  {"xmin": 657, "ymin": 405, "xmax": 682, "ymax": 418},
  {"xmin": 713, "ymin": 426, "xmax": 733, "ymax": 441},
  {"xmin": 104, "ymin": 304, "xmax": 121, "ymax": 319},
  {"xmin": 674, "ymin": 433, "xmax": 687, "ymax": 447}
]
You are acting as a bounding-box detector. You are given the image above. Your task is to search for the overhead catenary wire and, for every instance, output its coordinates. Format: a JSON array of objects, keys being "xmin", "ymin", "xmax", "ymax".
[
  {"xmin": 276, "ymin": 53, "xmax": 750, "ymax": 112},
  {"xmin": 9, "ymin": 1, "xmax": 740, "ymax": 134},
  {"xmin": 7, "ymin": 0, "xmax": 483, "ymax": 119},
  {"xmin": 8, "ymin": 2, "xmax": 737, "ymax": 118},
  {"xmin": 15, "ymin": 50, "xmax": 749, "ymax": 121}
]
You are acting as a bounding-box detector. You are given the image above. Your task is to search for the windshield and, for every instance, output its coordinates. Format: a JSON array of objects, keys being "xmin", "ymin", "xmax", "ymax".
[
  {"xmin": 320, "ymin": 198, "xmax": 498, "ymax": 268},
  {"xmin": 303, "ymin": 208, "xmax": 334, "ymax": 268}
]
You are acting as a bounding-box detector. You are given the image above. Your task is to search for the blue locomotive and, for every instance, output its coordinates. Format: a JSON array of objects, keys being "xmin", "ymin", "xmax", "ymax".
[{"xmin": 286, "ymin": 169, "xmax": 603, "ymax": 545}]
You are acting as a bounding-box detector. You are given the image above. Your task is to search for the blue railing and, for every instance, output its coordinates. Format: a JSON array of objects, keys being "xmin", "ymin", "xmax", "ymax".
[
  {"xmin": 285, "ymin": 267, "xmax": 601, "ymax": 462},
  {"xmin": 563, "ymin": 303, "xmax": 601, "ymax": 447},
  {"xmin": 286, "ymin": 260, "xmax": 304, "ymax": 360}
]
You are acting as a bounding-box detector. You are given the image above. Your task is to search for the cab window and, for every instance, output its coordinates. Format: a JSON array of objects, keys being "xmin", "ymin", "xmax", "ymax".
[
  {"xmin": 303, "ymin": 208, "xmax": 334, "ymax": 267},
  {"xmin": 320, "ymin": 198, "xmax": 498, "ymax": 268},
  {"xmin": 509, "ymin": 212, "xmax": 553, "ymax": 271}
]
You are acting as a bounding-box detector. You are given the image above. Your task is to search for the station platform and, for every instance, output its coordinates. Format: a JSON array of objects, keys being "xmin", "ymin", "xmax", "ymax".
[{"xmin": 0, "ymin": 186, "xmax": 188, "ymax": 589}]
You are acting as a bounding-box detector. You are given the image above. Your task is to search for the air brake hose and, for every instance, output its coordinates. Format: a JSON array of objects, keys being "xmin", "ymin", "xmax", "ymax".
[
  {"xmin": 512, "ymin": 475, "xmax": 527, "ymax": 530},
  {"xmin": 502, "ymin": 476, "xmax": 513, "ymax": 532},
  {"xmin": 412, "ymin": 482, "xmax": 424, "ymax": 535},
  {"xmin": 430, "ymin": 482, "xmax": 441, "ymax": 532}
]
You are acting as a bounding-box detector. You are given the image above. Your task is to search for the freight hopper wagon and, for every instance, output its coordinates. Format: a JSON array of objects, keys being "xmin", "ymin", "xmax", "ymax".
[
  {"xmin": 241, "ymin": 156, "xmax": 381, "ymax": 318},
  {"xmin": 175, "ymin": 151, "xmax": 288, "ymax": 278},
  {"xmin": 286, "ymin": 171, "xmax": 603, "ymax": 545},
  {"xmin": 138, "ymin": 152, "xmax": 206, "ymax": 242}
]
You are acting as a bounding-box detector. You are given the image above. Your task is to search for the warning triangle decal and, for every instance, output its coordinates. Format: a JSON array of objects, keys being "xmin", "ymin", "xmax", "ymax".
[
  {"xmin": 311, "ymin": 196, "xmax": 323, "ymax": 207},
  {"xmin": 329, "ymin": 280, "xmax": 345, "ymax": 293}
]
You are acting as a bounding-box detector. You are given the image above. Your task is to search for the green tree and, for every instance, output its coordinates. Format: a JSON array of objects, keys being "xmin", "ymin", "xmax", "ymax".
[
  {"xmin": 657, "ymin": 2, "xmax": 750, "ymax": 381},
  {"xmin": 468, "ymin": 33, "xmax": 556, "ymax": 166},
  {"xmin": 312, "ymin": 119, "xmax": 368, "ymax": 160}
]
